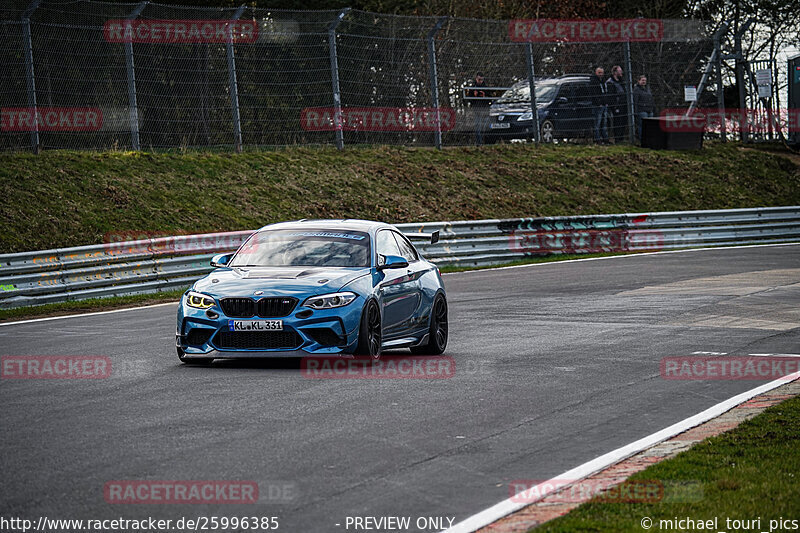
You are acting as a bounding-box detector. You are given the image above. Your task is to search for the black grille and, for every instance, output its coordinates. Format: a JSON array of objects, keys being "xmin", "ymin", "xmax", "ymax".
[
  {"xmin": 221, "ymin": 297, "xmax": 297, "ymax": 318},
  {"xmin": 304, "ymin": 327, "xmax": 344, "ymax": 347},
  {"xmin": 214, "ymin": 330, "xmax": 302, "ymax": 350},
  {"xmin": 257, "ymin": 297, "xmax": 298, "ymax": 317},
  {"xmin": 185, "ymin": 328, "xmax": 214, "ymax": 346},
  {"xmin": 220, "ymin": 298, "xmax": 255, "ymax": 318}
]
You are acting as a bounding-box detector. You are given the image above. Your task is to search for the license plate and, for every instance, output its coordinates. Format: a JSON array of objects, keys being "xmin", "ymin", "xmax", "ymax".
[
  {"xmin": 229, "ymin": 320, "xmax": 283, "ymax": 332},
  {"xmin": 490, "ymin": 122, "xmax": 510, "ymax": 129}
]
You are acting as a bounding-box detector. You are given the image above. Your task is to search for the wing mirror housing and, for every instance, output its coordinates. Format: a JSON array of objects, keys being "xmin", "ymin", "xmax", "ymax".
[
  {"xmin": 378, "ymin": 255, "xmax": 409, "ymax": 271},
  {"xmin": 405, "ymin": 230, "xmax": 440, "ymax": 244},
  {"xmin": 210, "ymin": 253, "xmax": 234, "ymax": 268}
]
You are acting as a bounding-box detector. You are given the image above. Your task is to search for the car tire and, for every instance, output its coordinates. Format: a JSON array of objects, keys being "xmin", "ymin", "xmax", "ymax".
[
  {"xmin": 410, "ymin": 294, "xmax": 448, "ymax": 355},
  {"xmin": 355, "ymin": 299, "xmax": 382, "ymax": 358},
  {"xmin": 540, "ymin": 120, "xmax": 555, "ymax": 143},
  {"xmin": 177, "ymin": 346, "xmax": 213, "ymax": 365}
]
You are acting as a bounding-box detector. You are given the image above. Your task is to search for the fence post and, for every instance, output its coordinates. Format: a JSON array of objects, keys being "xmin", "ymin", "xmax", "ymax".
[
  {"xmin": 328, "ymin": 8, "xmax": 349, "ymax": 150},
  {"xmin": 715, "ymin": 29, "xmax": 726, "ymax": 142},
  {"xmin": 623, "ymin": 41, "xmax": 635, "ymax": 143},
  {"xmin": 734, "ymin": 18, "xmax": 754, "ymax": 142},
  {"xmin": 226, "ymin": 6, "xmax": 246, "ymax": 153},
  {"xmin": 426, "ymin": 17, "xmax": 447, "ymax": 149},
  {"xmin": 766, "ymin": 59, "xmax": 774, "ymax": 141},
  {"xmin": 124, "ymin": 2, "xmax": 147, "ymax": 151},
  {"xmin": 525, "ymin": 43, "xmax": 540, "ymax": 143},
  {"xmin": 21, "ymin": 0, "xmax": 41, "ymax": 153}
]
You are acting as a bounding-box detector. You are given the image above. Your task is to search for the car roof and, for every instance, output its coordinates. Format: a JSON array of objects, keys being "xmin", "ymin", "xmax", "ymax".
[{"xmin": 256, "ymin": 219, "xmax": 394, "ymax": 233}]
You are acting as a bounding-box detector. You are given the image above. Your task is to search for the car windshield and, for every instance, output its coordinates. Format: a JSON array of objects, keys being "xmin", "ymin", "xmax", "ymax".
[
  {"xmin": 230, "ymin": 229, "xmax": 371, "ymax": 268},
  {"xmin": 496, "ymin": 83, "xmax": 558, "ymax": 104}
]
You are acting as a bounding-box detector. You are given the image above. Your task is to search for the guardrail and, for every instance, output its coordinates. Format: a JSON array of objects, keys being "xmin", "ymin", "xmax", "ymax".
[{"xmin": 1, "ymin": 207, "xmax": 799, "ymax": 309}]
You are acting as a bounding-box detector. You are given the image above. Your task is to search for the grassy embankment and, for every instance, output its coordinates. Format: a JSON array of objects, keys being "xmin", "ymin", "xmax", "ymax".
[
  {"xmin": 2, "ymin": 142, "xmax": 798, "ymax": 253},
  {"xmin": 1, "ymin": 141, "xmax": 798, "ymax": 320}
]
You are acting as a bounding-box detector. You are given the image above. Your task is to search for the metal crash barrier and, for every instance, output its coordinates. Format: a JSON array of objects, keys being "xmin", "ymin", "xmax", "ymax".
[{"xmin": 1, "ymin": 207, "xmax": 799, "ymax": 309}]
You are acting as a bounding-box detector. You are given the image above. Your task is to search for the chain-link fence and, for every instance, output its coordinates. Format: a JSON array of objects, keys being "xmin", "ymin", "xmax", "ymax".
[{"xmin": 1, "ymin": 1, "xmax": 723, "ymax": 151}]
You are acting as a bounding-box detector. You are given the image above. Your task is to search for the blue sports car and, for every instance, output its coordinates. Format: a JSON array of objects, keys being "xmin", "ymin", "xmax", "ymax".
[{"xmin": 176, "ymin": 219, "xmax": 447, "ymax": 364}]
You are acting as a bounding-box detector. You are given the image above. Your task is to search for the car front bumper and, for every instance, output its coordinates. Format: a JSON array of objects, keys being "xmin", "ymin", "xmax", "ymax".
[
  {"xmin": 486, "ymin": 120, "xmax": 537, "ymax": 141},
  {"xmin": 176, "ymin": 294, "xmax": 363, "ymax": 357}
]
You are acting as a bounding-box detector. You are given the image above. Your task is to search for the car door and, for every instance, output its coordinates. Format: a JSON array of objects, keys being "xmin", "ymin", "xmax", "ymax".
[
  {"xmin": 573, "ymin": 82, "xmax": 595, "ymax": 134},
  {"xmin": 375, "ymin": 229, "xmax": 422, "ymax": 337},
  {"xmin": 555, "ymin": 83, "xmax": 583, "ymax": 138},
  {"xmin": 393, "ymin": 231, "xmax": 433, "ymax": 333}
]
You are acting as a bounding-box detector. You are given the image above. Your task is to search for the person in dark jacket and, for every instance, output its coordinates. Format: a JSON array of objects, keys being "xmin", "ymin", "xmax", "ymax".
[
  {"xmin": 633, "ymin": 74, "xmax": 655, "ymax": 141},
  {"xmin": 588, "ymin": 67, "xmax": 608, "ymax": 143},
  {"xmin": 606, "ymin": 65, "xmax": 627, "ymax": 143},
  {"xmin": 469, "ymin": 72, "xmax": 491, "ymax": 145}
]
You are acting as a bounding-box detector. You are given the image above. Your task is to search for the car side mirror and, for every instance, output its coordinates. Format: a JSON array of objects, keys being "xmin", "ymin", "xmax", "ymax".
[
  {"xmin": 210, "ymin": 253, "xmax": 233, "ymax": 268},
  {"xmin": 378, "ymin": 255, "xmax": 409, "ymax": 271},
  {"xmin": 557, "ymin": 97, "xmax": 568, "ymax": 104}
]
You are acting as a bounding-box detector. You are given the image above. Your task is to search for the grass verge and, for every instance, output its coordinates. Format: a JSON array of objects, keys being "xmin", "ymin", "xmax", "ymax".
[
  {"xmin": 536, "ymin": 395, "xmax": 800, "ymax": 532},
  {"xmin": 2, "ymin": 142, "xmax": 799, "ymax": 253}
]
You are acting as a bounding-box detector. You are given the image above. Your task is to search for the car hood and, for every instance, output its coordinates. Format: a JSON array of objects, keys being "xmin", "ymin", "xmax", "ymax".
[
  {"xmin": 490, "ymin": 102, "xmax": 550, "ymax": 115},
  {"xmin": 193, "ymin": 266, "xmax": 370, "ymax": 298},
  {"xmin": 490, "ymin": 102, "xmax": 530, "ymax": 114}
]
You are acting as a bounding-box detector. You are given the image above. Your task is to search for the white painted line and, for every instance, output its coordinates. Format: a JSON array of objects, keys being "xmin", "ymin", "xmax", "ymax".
[
  {"xmin": 442, "ymin": 241, "xmax": 800, "ymax": 276},
  {"xmin": 750, "ymin": 353, "xmax": 800, "ymax": 358},
  {"xmin": 442, "ymin": 371, "xmax": 800, "ymax": 533},
  {"xmin": 0, "ymin": 301, "xmax": 177, "ymax": 327}
]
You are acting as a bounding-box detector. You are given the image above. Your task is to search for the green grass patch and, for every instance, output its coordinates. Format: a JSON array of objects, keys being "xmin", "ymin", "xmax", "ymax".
[
  {"xmin": 536, "ymin": 395, "xmax": 800, "ymax": 532},
  {"xmin": 1, "ymin": 142, "xmax": 799, "ymax": 253}
]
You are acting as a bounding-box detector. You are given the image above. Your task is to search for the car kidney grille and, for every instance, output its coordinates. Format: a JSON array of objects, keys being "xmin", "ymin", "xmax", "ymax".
[
  {"xmin": 257, "ymin": 297, "xmax": 298, "ymax": 317},
  {"xmin": 214, "ymin": 330, "xmax": 301, "ymax": 350},
  {"xmin": 221, "ymin": 297, "xmax": 297, "ymax": 318},
  {"xmin": 220, "ymin": 298, "xmax": 255, "ymax": 318}
]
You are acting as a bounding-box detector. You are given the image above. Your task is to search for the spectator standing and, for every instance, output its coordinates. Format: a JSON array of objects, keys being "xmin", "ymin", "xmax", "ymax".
[
  {"xmin": 469, "ymin": 72, "xmax": 491, "ymax": 145},
  {"xmin": 588, "ymin": 67, "xmax": 608, "ymax": 144},
  {"xmin": 605, "ymin": 65, "xmax": 627, "ymax": 143},
  {"xmin": 633, "ymin": 74, "xmax": 655, "ymax": 141}
]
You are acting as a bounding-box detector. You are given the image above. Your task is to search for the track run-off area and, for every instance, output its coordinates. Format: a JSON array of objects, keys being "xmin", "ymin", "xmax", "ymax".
[{"xmin": 2, "ymin": 244, "xmax": 799, "ymax": 532}]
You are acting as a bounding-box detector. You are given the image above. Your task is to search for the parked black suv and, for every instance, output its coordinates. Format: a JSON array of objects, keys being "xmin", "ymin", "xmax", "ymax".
[{"xmin": 485, "ymin": 75, "xmax": 595, "ymax": 143}]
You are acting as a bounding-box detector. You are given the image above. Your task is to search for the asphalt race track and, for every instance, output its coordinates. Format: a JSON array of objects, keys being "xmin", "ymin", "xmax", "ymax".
[{"xmin": 2, "ymin": 244, "xmax": 799, "ymax": 532}]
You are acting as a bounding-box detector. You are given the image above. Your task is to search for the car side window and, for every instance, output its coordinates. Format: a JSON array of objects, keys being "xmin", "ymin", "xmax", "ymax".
[
  {"xmin": 575, "ymin": 82, "xmax": 591, "ymax": 101},
  {"xmin": 392, "ymin": 232, "xmax": 418, "ymax": 262},
  {"xmin": 376, "ymin": 230, "xmax": 402, "ymax": 265},
  {"xmin": 559, "ymin": 84, "xmax": 577, "ymax": 101}
]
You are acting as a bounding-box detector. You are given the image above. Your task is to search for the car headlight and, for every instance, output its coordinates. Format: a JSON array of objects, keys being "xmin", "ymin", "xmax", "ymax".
[
  {"xmin": 303, "ymin": 292, "xmax": 357, "ymax": 310},
  {"xmin": 517, "ymin": 112, "xmax": 533, "ymax": 121},
  {"xmin": 185, "ymin": 291, "xmax": 215, "ymax": 309}
]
